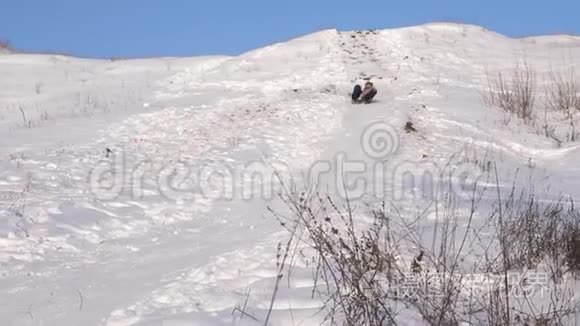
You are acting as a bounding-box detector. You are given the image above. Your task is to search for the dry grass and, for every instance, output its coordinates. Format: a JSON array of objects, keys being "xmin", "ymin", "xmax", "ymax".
[
  {"xmin": 269, "ymin": 175, "xmax": 580, "ymax": 325},
  {"xmin": 545, "ymin": 70, "xmax": 580, "ymax": 141},
  {"xmin": 484, "ymin": 62, "xmax": 537, "ymax": 123},
  {"xmin": 270, "ymin": 191, "xmax": 399, "ymax": 325}
]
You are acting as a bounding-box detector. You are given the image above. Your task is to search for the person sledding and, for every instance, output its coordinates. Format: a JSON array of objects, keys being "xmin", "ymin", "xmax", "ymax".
[{"xmin": 351, "ymin": 81, "xmax": 378, "ymax": 104}]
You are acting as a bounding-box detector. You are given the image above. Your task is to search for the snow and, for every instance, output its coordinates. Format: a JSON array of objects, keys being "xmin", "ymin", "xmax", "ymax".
[{"xmin": 1, "ymin": 24, "xmax": 580, "ymax": 325}]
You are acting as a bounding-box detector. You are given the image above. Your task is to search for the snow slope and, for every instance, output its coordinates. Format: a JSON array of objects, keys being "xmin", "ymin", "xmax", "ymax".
[{"xmin": 1, "ymin": 23, "xmax": 580, "ymax": 325}]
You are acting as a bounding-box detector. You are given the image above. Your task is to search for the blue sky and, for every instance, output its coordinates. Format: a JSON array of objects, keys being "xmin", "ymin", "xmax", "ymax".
[{"xmin": 1, "ymin": 0, "xmax": 579, "ymax": 58}]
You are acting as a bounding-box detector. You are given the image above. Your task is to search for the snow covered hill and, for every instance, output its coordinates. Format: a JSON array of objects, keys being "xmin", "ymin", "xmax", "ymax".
[{"xmin": 1, "ymin": 23, "xmax": 580, "ymax": 325}]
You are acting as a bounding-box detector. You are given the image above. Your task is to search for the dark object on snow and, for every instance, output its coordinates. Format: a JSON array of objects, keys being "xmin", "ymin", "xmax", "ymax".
[
  {"xmin": 405, "ymin": 121, "xmax": 417, "ymax": 133},
  {"xmin": 411, "ymin": 251, "xmax": 424, "ymax": 273},
  {"xmin": 352, "ymin": 82, "xmax": 377, "ymax": 104},
  {"xmin": 105, "ymin": 148, "xmax": 113, "ymax": 158},
  {"xmin": 352, "ymin": 85, "xmax": 363, "ymax": 100},
  {"xmin": 566, "ymin": 229, "xmax": 580, "ymax": 273}
]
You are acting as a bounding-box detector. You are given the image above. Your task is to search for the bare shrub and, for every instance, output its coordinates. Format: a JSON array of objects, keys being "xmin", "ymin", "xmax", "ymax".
[
  {"xmin": 546, "ymin": 70, "xmax": 580, "ymax": 114},
  {"xmin": 8, "ymin": 177, "xmax": 32, "ymax": 238},
  {"xmin": 541, "ymin": 105, "xmax": 564, "ymax": 147},
  {"xmin": 496, "ymin": 188, "xmax": 580, "ymax": 274},
  {"xmin": 270, "ymin": 177, "xmax": 580, "ymax": 325},
  {"xmin": 269, "ymin": 173, "xmax": 489, "ymax": 326},
  {"xmin": 545, "ymin": 70, "xmax": 580, "ymax": 141},
  {"xmin": 18, "ymin": 106, "xmax": 32, "ymax": 128},
  {"xmin": 271, "ymin": 192, "xmax": 399, "ymax": 326},
  {"xmin": 483, "ymin": 183, "xmax": 580, "ymax": 325},
  {"xmin": 484, "ymin": 62, "xmax": 537, "ymax": 123},
  {"xmin": 563, "ymin": 220, "xmax": 580, "ymax": 275}
]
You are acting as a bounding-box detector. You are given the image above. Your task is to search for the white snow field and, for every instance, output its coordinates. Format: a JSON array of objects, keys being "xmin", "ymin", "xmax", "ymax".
[{"xmin": 1, "ymin": 23, "xmax": 580, "ymax": 325}]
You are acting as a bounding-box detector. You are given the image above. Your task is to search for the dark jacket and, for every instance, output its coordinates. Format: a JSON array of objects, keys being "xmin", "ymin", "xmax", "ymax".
[{"xmin": 361, "ymin": 84, "xmax": 377, "ymax": 98}]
